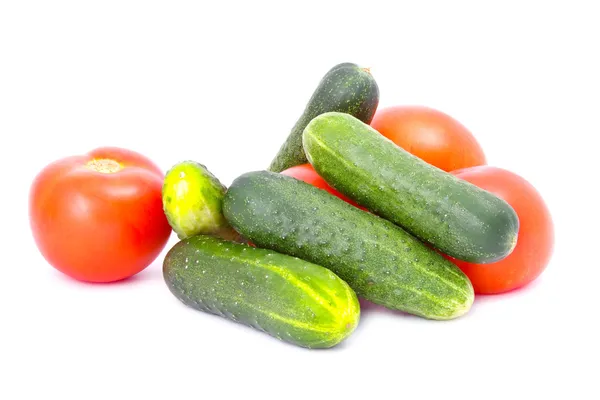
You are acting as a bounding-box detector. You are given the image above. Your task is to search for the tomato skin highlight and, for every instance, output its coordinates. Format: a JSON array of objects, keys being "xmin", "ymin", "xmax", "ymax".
[
  {"xmin": 29, "ymin": 147, "xmax": 172, "ymax": 283},
  {"xmin": 370, "ymin": 105, "xmax": 487, "ymax": 172},
  {"xmin": 447, "ymin": 166, "xmax": 554, "ymax": 294},
  {"xmin": 280, "ymin": 164, "xmax": 364, "ymax": 209}
]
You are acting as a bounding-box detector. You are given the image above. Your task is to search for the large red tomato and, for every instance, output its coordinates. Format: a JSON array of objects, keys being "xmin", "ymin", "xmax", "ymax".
[
  {"xmin": 448, "ymin": 166, "xmax": 554, "ymax": 294},
  {"xmin": 29, "ymin": 147, "xmax": 172, "ymax": 283},
  {"xmin": 280, "ymin": 164, "xmax": 364, "ymax": 209},
  {"xmin": 370, "ymin": 105, "xmax": 487, "ymax": 172}
]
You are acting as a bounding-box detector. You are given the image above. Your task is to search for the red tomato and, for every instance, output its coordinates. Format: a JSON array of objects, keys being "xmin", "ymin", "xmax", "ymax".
[
  {"xmin": 370, "ymin": 105, "xmax": 487, "ymax": 172},
  {"xmin": 280, "ymin": 164, "xmax": 364, "ymax": 209},
  {"xmin": 448, "ymin": 166, "xmax": 554, "ymax": 294},
  {"xmin": 29, "ymin": 147, "xmax": 172, "ymax": 283}
]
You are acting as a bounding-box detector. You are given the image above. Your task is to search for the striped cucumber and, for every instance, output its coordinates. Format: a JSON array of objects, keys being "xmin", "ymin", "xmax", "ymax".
[
  {"xmin": 163, "ymin": 235, "xmax": 360, "ymax": 349},
  {"xmin": 268, "ymin": 62, "xmax": 379, "ymax": 172},
  {"xmin": 303, "ymin": 112, "xmax": 519, "ymax": 264},
  {"xmin": 223, "ymin": 171, "xmax": 474, "ymax": 320}
]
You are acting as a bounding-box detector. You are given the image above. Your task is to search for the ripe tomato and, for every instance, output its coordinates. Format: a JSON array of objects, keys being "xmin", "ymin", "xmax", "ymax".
[
  {"xmin": 280, "ymin": 164, "xmax": 363, "ymax": 209},
  {"xmin": 29, "ymin": 147, "xmax": 172, "ymax": 283},
  {"xmin": 370, "ymin": 105, "xmax": 487, "ymax": 172},
  {"xmin": 448, "ymin": 166, "xmax": 554, "ymax": 294}
]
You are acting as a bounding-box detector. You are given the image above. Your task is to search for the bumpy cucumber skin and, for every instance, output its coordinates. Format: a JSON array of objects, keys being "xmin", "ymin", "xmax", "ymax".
[
  {"xmin": 163, "ymin": 235, "xmax": 360, "ymax": 349},
  {"xmin": 303, "ymin": 112, "xmax": 520, "ymax": 264},
  {"xmin": 162, "ymin": 161, "xmax": 241, "ymax": 241},
  {"xmin": 223, "ymin": 171, "xmax": 474, "ymax": 320},
  {"xmin": 268, "ymin": 62, "xmax": 379, "ymax": 172}
]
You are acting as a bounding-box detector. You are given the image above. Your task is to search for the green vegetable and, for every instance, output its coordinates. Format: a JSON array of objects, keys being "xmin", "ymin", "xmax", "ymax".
[
  {"xmin": 268, "ymin": 62, "xmax": 379, "ymax": 172},
  {"xmin": 223, "ymin": 171, "xmax": 474, "ymax": 320},
  {"xmin": 303, "ymin": 112, "xmax": 520, "ymax": 264},
  {"xmin": 162, "ymin": 161, "xmax": 240, "ymax": 241},
  {"xmin": 163, "ymin": 235, "xmax": 360, "ymax": 349}
]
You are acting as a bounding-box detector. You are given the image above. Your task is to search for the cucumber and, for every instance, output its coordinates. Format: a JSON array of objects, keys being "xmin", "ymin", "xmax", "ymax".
[
  {"xmin": 163, "ymin": 235, "xmax": 360, "ymax": 349},
  {"xmin": 303, "ymin": 112, "xmax": 519, "ymax": 264},
  {"xmin": 223, "ymin": 171, "xmax": 474, "ymax": 320},
  {"xmin": 162, "ymin": 161, "xmax": 241, "ymax": 241},
  {"xmin": 268, "ymin": 62, "xmax": 379, "ymax": 172}
]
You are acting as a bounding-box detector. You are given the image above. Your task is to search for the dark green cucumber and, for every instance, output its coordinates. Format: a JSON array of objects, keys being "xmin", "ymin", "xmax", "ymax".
[
  {"xmin": 163, "ymin": 235, "xmax": 360, "ymax": 349},
  {"xmin": 223, "ymin": 171, "xmax": 474, "ymax": 320},
  {"xmin": 268, "ymin": 62, "xmax": 379, "ymax": 172},
  {"xmin": 303, "ymin": 112, "xmax": 520, "ymax": 264}
]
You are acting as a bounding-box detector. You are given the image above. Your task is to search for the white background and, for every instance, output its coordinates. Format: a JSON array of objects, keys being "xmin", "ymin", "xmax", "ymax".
[{"xmin": 1, "ymin": 1, "xmax": 598, "ymax": 399}]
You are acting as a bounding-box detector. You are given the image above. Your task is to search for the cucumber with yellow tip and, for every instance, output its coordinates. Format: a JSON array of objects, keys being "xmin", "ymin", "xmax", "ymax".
[
  {"xmin": 223, "ymin": 171, "xmax": 474, "ymax": 320},
  {"xmin": 163, "ymin": 235, "xmax": 360, "ymax": 349}
]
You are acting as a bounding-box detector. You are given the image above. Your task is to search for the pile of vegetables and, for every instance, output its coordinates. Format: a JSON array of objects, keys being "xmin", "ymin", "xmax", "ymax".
[{"xmin": 29, "ymin": 62, "xmax": 554, "ymax": 349}]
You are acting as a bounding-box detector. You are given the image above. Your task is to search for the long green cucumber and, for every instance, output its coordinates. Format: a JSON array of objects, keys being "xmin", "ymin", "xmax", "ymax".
[
  {"xmin": 163, "ymin": 235, "xmax": 360, "ymax": 349},
  {"xmin": 223, "ymin": 171, "xmax": 474, "ymax": 320},
  {"xmin": 303, "ymin": 112, "xmax": 519, "ymax": 264},
  {"xmin": 268, "ymin": 62, "xmax": 379, "ymax": 172}
]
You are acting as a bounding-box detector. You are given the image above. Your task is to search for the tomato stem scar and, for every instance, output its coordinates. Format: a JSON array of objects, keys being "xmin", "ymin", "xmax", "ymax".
[{"xmin": 86, "ymin": 158, "xmax": 124, "ymax": 173}]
